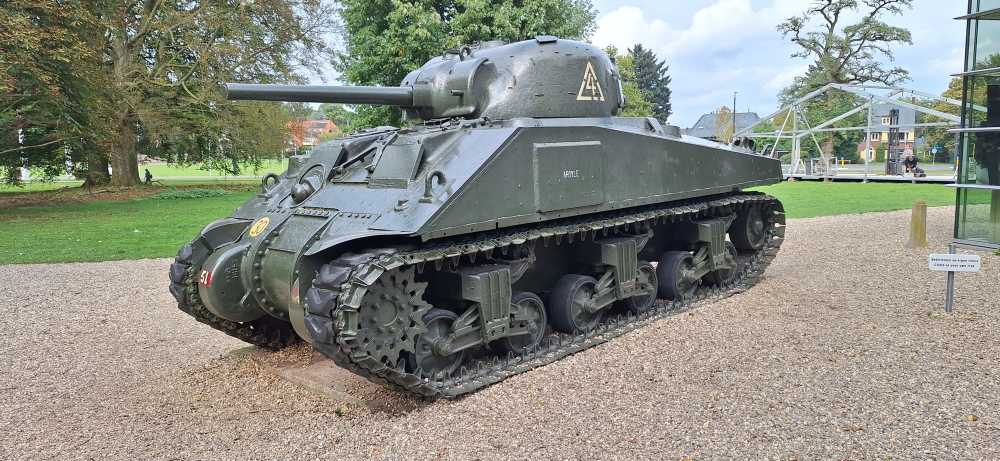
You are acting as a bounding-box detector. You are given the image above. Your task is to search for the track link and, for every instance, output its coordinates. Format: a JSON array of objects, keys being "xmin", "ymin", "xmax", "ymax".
[{"xmin": 305, "ymin": 192, "xmax": 785, "ymax": 398}]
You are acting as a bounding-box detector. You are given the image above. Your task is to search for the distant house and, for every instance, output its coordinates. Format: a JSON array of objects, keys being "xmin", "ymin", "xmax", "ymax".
[
  {"xmin": 286, "ymin": 119, "xmax": 341, "ymax": 148},
  {"xmin": 687, "ymin": 112, "xmax": 761, "ymax": 140},
  {"xmin": 855, "ymin": 104, "xmax": 918, "ymax": 160}
]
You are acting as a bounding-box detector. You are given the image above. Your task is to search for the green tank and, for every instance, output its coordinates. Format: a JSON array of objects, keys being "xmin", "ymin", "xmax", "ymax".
[{"xmin": 168, "ymin": 36, "xmax": 785, "ymax": 398}]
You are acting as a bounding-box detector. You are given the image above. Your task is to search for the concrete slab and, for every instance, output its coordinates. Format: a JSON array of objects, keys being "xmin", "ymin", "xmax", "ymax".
[{"xmin": 235, "ymin": 347, "xmax": 409, "ymax": 411}]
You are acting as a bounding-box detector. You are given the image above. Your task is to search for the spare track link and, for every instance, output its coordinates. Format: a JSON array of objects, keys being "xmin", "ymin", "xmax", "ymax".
[
  {"xmin": 168, "ymin": 245, "xmax": 299, "ymax": 350},
  {"xmin": 307, "ymin": 192, "xmax": 786, "ymax": 399}
]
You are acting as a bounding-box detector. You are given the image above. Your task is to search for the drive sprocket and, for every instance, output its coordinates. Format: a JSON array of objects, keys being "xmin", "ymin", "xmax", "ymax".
[{"xmin": 353, "ymin": 266, "xmax": 431, "ymax": 367}]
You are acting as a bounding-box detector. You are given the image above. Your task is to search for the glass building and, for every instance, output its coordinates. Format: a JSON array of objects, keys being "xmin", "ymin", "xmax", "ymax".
[{"xmin": 953, "ymin": 0, "xmax": 1000, "ymax": 249}]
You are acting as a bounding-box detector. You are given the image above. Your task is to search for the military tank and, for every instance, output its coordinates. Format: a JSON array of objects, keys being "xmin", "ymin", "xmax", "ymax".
[{"xmin": 168, "ymin": 36, "xmax": 785, "ymax": 398}]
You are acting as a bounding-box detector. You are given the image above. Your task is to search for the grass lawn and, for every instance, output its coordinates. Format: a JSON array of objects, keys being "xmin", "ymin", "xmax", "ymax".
[
  {"xmin": 143, "ymin": 159, "xmax": 285, "ymax": 178},
  {"xmin": 0, "ymin": 180, "xmax": 973, "ymax": 265},
  {"xmin": 751, "ymin": 181, "xmax": 965, "ymax": 219},
  {"xmin": 0, "ymin": 160, "xmax": 285, "ymax": 193},
  {"xmin": 0, "ymin": 191, "xmax": 256, "ymax": 264}
]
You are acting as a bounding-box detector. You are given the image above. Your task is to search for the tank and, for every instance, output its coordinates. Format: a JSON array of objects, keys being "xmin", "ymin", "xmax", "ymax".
[{"xmin": 168, "ymin": 36, "xmax": 786, "ymax": 398}]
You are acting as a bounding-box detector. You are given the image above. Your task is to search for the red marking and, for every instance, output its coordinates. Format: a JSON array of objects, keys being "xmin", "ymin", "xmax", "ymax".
[{"xmin": 199, "ymin": 269, "xmax": 213, "ymax": 286}]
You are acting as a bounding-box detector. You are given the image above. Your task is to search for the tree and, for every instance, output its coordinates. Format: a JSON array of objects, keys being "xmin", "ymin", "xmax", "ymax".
[
  {"xmin": 336, "ymin": 0, "xmax": 597, "ymax": 129},
  {"xmin": 4, "ymin": 1, "xmax": 337, "ymax": 187},
  {"xmin": 93, "ymin": 0, "xmax": 337, "ymax": 186},
  {"xmin": 626, "ymin": 44, "xmax": 671, "ymax": 122},
  {"xmin": 319, "ymin": 104, "xmax": 354, "ymax": 131},
  {"xmin": 777, "ymin": 0, "xmax": 912, "ymax": 159},
  {"xmin": 604, "ymin": 46, "xmax": 653, "ymax": 118},
  {"xmin": 714, "ymin": 106, "xmax": 734, "ymax": 143},
  {"xmin": 1, "ymin": 1, "xmax": 114, "ymax": 186},
  {"xmin": 777, "ymin": 0, "xmax": 913, "ymax": 90}
]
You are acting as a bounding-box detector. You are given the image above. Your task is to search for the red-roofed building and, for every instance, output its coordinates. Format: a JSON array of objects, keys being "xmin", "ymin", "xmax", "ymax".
[{"xmin": 286, "ymin": 119, "xmax": 340, "ymax": 148}]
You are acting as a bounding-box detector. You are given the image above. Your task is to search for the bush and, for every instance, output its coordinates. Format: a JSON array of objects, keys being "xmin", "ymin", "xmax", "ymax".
[
  {"xmin": 780, "ymin": 154, "xmax": 791, "ymax": 164},
  {"xmin": 145, "ymin": 187, "xmax": 232, "ymax": 200}
]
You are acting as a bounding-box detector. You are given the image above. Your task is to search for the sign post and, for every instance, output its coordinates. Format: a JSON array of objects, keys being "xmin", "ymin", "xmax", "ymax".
[{"xmin": 929, "ymin": 246, "xmax": 982, "ymax": 313}]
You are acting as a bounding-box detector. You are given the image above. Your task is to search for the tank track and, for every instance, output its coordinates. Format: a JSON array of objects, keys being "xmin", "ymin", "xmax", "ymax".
[
  {"xmin": 305, "ymin": 192, "xmax": 785, "ymax": 399},
  {"xmin": 168, "ymin": 245, "xmax": 300, "ymax": 350}
]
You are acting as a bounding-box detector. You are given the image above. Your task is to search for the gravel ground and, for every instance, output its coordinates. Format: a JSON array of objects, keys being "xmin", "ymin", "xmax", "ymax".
[{"xmin": 1, "ymin": 206, "xmax": 998, "ymax": 460}]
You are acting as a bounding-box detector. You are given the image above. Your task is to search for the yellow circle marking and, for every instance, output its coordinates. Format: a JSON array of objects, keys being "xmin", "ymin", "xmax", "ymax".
[{"xmin": 249, "ymin": 217, "xmax": 270, "ymax": 237}]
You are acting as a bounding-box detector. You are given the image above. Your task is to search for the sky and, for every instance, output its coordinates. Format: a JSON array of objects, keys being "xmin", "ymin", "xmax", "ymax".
[{"xmin": 588, "ymin": 0, "xmax": 968, "ymax": 128}]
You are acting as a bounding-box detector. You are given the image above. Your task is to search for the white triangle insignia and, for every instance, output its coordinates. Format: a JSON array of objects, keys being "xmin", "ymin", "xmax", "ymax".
[{"xmin": 576, "ymin": 61, "xmax": 605, "ymax": 101}]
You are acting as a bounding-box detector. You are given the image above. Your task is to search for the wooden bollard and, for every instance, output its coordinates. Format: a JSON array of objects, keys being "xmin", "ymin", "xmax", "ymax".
[{"xmin": 905, "ymin": 199, "xmax": 928, "ymax": 248}]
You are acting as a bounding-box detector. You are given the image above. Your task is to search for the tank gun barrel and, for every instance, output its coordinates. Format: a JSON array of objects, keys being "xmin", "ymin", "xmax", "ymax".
[{"xmin": 222, "ymin": 83, "xmax": 415, "ymax": 106}]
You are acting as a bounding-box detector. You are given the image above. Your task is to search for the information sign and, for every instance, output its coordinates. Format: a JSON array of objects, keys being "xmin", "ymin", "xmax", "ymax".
[{"xmin": 928, "ymin": 254, "xmax": 981, "ymax": 272}]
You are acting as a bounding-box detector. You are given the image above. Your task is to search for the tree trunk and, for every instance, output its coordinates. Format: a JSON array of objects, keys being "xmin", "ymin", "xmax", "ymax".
[
  {"xmin": 822, "ymin": 135, "xmax": 835, "ymax": 158},
  {"xmin": 82, "ymin": 154, "xmax": 110, "ymax": 187},
  {"xmin": 108, "ymin": 29, "xmax": 141, "ymax": 187},
  {"xmin": 109, "ymin": 114, "xmax": 140, "ymax": 187}
]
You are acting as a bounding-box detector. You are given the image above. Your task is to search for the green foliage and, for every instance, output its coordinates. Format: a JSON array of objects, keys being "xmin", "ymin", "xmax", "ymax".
[
  {"xmin": 714, "ymin": 106, "xmax": 734, "ymax": 143},
  {"xmin": 319, "ymin": 104, "xmax": 355, "ymax": 131},
  {"xmin": 336, "ymin": 0, "xmax": 597, "ymax": 128},
  {"xmin": 604, "ymin": 46, "xmax": 653, "ymax": 118},
  {"xmin": 350, "ymin": 105, "xmax": 404, "ymax": 131},
  {"xmin": 932, "ymin": 145, "xmax": 950, "ymax": 163},
  {"xmin": 626, "ymin": 44, "xmax": 671, "ymax": 121},
  {"xmin": 145, "ymin": 188, "xmax": 233, "ymax": 200},
  {"xmin": 751, "ymin": 120, "xmax": 794, "ymax": 156},
  {"xmin": 0, "ymin": 1, "xmax": 114, "ymax": 185},
  {"xmin": 875, "ymin": 143, "xmax": 887, "ymax": 162},
  {"xmin": 2, "ymin": 1, "xmax": 337, "ymax": 187},
  {"xmin": 317, "ymin": 131, "xmax": 346, "ymax": 143}
]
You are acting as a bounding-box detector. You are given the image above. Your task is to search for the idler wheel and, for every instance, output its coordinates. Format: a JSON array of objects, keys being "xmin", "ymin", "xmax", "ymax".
[
  {"xmin": 548, "ymin": 274, "xmax": 602, "ymax": 333},
  {"xmin": 617, "ymin": 261, "xmax": 657, "ymax": 315},
  {"xmin": 731, "ymin": 205, "xmax": 768, "ymax": 250},
  {"xmin": 703, "ymin": 242, "xmax": 739, "ymax": 288},
  {"xmin": 491, "ymin": 291, "xmax": 548, "ymax": 354},
  {"xmin": 657, "ymin": 251, "xmax": 699, "ymax": 301},
  {"xmin": 407, "ymin": 308, "xmax": 465, "ymax": 378}
]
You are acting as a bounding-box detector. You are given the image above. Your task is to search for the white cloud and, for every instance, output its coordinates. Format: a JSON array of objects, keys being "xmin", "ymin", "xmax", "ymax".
[
  {"xmin": 593, "ymin": 0, "xmax": 806, "ymax": 126},
  {"xmin": 591, "ymin": 7, "xmax": 676, "ymax": 55},
  {"xmin": 591, "ymin": 0, "xmax": 967, "ymax": 127},
  {"xmin": 761, "ymin": 64, "xmax": 810, "ymax": 95}
]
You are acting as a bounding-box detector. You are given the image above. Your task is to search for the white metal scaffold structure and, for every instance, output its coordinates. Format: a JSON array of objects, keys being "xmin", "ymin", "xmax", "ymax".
[{"xmin": 737, "ymin": 84, "xmax": 970, "ymax": 180}]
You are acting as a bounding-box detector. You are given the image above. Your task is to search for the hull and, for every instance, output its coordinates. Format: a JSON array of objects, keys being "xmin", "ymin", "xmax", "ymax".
[{"xmin": 169, "ymin": 116, "xmax": 785, "ymax": 397}]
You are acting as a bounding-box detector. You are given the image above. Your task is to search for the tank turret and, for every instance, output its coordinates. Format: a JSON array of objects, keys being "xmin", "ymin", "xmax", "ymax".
[{"xmin": 223, "ymin": 36, "xmax": 623, "ymax": 120}]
